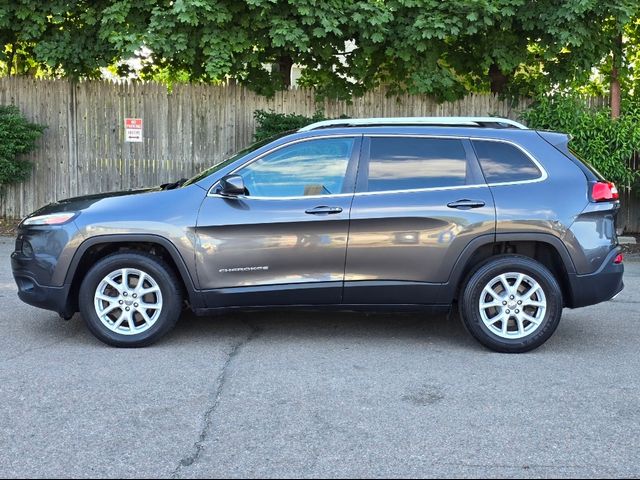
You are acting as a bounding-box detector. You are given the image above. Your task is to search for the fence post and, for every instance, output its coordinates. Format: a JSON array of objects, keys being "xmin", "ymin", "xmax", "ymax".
[{"xmin": 67, "ymin": 80, "xmax": 79, "ymax": 199}]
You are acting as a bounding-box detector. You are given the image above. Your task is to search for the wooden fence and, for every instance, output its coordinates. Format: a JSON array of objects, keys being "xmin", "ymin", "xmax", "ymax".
[{"xmin": 0, "ymin": 76, "xmax": 638, "ymax": 231}]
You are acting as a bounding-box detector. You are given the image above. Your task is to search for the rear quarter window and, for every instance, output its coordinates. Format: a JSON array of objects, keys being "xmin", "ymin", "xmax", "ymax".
[{"xmin": 472, "ymin": 140, "xmax": 542, "ymax": 184}]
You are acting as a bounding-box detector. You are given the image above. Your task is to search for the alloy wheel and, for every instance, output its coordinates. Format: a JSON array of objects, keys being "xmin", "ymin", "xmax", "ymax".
[
  {"xmin": 93, "ymin": 268, "xmax": 163, "ymax": 335},
  {"xmin": 478, "ymin": 272, "xmax": 547, "ymax": 339}
]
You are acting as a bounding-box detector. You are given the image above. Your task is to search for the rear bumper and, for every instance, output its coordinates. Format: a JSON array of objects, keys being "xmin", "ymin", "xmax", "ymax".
[{"xmin": 567, "ymin": 247, "xmax": 624, "ymax": 308}]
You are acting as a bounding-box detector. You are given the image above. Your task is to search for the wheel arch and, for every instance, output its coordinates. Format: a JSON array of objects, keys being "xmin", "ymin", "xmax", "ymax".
[
  {"xmin": 65, "ymin": 234, "xmax": 203, "ymax": 313},
  {"xmin": 449, "ymin": 233, "xmax": 577, "ymax": 306}
]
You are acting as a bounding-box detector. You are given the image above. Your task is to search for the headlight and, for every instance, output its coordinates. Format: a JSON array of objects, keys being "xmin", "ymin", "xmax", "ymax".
[{"xmin": 22, "ymin": 212, "xmax": 77, "ymax": 226}]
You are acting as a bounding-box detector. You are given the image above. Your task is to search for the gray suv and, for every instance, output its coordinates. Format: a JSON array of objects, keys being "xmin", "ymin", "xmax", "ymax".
[{"xmin": 11, "ymin": 117, "xmax": 624, "ymax": 352}]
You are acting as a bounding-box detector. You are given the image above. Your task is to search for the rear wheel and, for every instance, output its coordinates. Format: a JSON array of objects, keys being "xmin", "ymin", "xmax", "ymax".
[
  {"xmin": 459, "ymin": 255, "xmax": 563, "ymax": 353},
  {"xmin": 79, "ymin": 251, "xmax": 183, "ymax": 347}
]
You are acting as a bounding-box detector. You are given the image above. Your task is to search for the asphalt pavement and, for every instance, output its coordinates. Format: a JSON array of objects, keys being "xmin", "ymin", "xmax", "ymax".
[{"xmin": 1, "ymin": 236, "xmax": 639, "ymax": 479}]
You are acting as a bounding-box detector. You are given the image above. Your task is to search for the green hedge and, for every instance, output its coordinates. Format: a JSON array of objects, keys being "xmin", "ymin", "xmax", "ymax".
[
  {"xmin": 522, "ymin": 96, "xmax": 640, "ymax": 191},
  {"xmin": 253, "ymin": 110, "xmax": 328, "ymax": 142},
  {"xmin": 0, "ymin": 105, "xmax": 45, "ymax": 187}
]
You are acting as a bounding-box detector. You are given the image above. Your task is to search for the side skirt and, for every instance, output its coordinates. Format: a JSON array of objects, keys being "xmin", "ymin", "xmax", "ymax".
[{"xmin": 193, "ymin": 303, "xmax": 452, "ymax": 317}]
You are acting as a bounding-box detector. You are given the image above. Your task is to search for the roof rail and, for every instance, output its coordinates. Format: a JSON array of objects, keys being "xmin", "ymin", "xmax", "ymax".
[{"xmin": 298, "ymin": 116, "xmax": 528, "ymax": 132}]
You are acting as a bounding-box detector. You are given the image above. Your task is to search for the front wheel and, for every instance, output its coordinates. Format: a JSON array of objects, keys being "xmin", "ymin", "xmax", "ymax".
[
  {"xmin": 78, "ymin": 251, "xmax": 183, "ymax": 347},
  {"xmin": 459, "ymin": 255, "xmax": 563, "ymax": 353}
]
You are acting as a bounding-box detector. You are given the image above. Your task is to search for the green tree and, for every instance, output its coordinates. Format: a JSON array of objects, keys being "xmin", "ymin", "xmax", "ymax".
[
  {"xmin": 0, "ymin": 105, "xmax": 44, "ymax": 186},
  {"xmin": 366, "ymin": 0, "xmax": 640, "ymax": 102},
  {"xmin": 0, "ymin": 0, "xmax": 147, "ymax": 77},
  {"xmin": 2, "ymin": 0, "xmax": 640, "ymax": 107},
  {"xmin": 513, "ymin": 1, "xmax": 640, "ymax": 118},
  {"xmin": 0, "ymin": 1, "xmax": 54, "ymax": 75},
  {"xmin": 100, "ymin": 0, "xmax": 394, "ymax": 97},
  {"xmin": 522, "ymin": 94, "xmax": 640, "ymax": 188}
]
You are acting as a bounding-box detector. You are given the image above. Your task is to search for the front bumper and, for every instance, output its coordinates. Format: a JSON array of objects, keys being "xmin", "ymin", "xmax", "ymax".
[
  {"xmin": 11, "ymin": 227, "xmax": 77, "ymax": 317},
  {"xmin": 567, "ymin": 247, "xmax": 624, "ymax": 308},
  {"xmin": 12, "ymin": 269, "xmax": 73, "ymax": 317}
]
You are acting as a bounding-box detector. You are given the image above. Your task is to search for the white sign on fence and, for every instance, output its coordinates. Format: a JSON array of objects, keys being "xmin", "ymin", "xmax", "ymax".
[{"xmin": 124, "ymin": 118, "xmax": 143, "ymax": 142}]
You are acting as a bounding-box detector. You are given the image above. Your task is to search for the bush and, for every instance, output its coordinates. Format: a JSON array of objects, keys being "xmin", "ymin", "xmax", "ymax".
[
  {"xmin": 0, "ymin": 105, "xmax": 45, "ymax": 187},
  {"xmin": 521, "ymin": 95, "xmax": 640, "ymax": 190},
  {"xmin": 253, "ymin": 110, "xmax": 328, "ymax": 141}
]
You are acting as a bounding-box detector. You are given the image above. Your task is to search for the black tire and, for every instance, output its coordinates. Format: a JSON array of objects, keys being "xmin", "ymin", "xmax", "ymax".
[
  {"xmin": 459, "ymin": 255, "xmax": 563, "ymax": 353},
  {"xmin": 78, "ymin": 251, "xmax": 183, "ymax": 347}
]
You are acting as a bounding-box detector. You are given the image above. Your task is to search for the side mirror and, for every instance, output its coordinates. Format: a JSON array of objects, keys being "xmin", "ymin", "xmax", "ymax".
[{"xmin": 218, "ymin": 174, "xmax": 246, "ymax": 197}]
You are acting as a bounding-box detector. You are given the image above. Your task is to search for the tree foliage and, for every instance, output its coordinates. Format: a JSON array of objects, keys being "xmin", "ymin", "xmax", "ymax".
[
  {"xmin": 0, "ymin": 1, "xmax": 144, "ymax": 77},
  {"xmin": 522, "ymin": 95, "xmax": 640, "ymax": 189},
  {"xmin": 0, "ymin": 105, "xmax": 44, "ymax": 186},
  {"xmin": 360, "ymin": 0, "xmax": 640, "ymax": 99},
  {"xmin": 1, "ymin": 1, "xmax": 640, "ymax": 101}
]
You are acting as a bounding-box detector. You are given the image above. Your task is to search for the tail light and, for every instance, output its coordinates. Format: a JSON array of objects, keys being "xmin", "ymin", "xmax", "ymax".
[
  {"xmin": 614, "ymin": 253, "xmax": 624, "ymax": 264},
  {"xmin": 591, "ymin": 181, "xmax": 619, "ymax": 202}
]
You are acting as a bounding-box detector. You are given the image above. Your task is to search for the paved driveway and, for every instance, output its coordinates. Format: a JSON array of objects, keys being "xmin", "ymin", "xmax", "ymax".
[{"xmin": 1, "ymin": 236, "xmax": 639, "ymax": 478}]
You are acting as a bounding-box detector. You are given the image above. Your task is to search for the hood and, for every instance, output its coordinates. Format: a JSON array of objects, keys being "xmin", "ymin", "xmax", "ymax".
[{"xmin": 28, "ymin": 187, "xmax": 159, "ymax": 217}]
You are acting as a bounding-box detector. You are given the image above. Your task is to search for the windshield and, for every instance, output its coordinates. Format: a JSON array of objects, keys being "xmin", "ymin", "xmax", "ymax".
[{"xmin": 182, "ymin": 131, "xmax": 293, "ymax": 187}]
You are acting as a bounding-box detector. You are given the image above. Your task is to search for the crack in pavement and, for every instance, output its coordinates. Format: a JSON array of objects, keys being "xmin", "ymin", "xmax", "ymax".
[
  {"xmin": 303, "ymin": 410, "xmax": 336, "ymax": 477},
  {"xmin": 433, "ymin": 461, "xmax": 620, "ymax": 473},
  {"xmin": 172, "ymin": 321, "xmax": 259, "ymax": 478},
  {"xmin": 612, "ymin": 300, "xmax": 640, "ymax": 304}
]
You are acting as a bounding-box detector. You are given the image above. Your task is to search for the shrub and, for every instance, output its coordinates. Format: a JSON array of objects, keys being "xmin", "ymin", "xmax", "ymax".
[
  {"xmin": 0, "ymin": 105, "xmax": 45, "ymax": 187},
  {"xmin": 522, "ymin": 95, "xmax": 640, "ymax": 191},
  {"xmin": 253, "ymin": 110, "xmax": 328, "ymax": 141}
]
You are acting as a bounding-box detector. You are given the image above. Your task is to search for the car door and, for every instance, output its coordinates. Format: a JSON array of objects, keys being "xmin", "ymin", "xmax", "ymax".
[
  {"xmin": 196, "ymin": 135, "xmax": 361, "ymax": 308},
  {"xmin": 343, "ymin": 135, "xmax": 496, "ymax": 305}
]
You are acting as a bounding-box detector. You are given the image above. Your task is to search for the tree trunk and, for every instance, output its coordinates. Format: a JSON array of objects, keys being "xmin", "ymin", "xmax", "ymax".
[
  {"xmin": 611, "ymin": 67, "xmax": 621, "ymax": 119},
  {"xmin": 610, "ymin": 33, "xmax": 623, "ymax": 119},
  {"xmin": 275, "ymin": 55, "xmax": 293, "ymax": 88},
  {"xmin": 489, "ymin": 63, "xmax": 508, "ymax": 94},
  {"xmin": 6, "ymin": 44, "xmax": 14, "ymax": 76}
]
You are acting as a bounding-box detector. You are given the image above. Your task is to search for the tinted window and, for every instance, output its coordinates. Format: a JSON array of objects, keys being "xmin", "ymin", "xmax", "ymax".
[
  {"xmin": 238, "ymin": 137, "xmax": 354, "ymax": 197},
  {"xmin": 183, "ymin": 131, "xmax": 292, "ymax": 187},
  {"xmin": 366, "ymin": 137, "xmax": 468, "ymax": 192},
  {"xmin": 472, "ymin": 140, "xmax": 541, "ymax": 183}
]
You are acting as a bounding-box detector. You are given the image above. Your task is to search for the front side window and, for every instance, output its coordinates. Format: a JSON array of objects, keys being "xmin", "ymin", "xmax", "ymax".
[
  {"xmin": 365, "ymin": 137, "xmax": 469, "ymax": 192},
  {"xmin": 183, "ymin": 131, "xmax": 292, "ymax": 187},
  {"xmin": 472, "ymin": 140, "xmax": 542, "ymax": 183},
  {"xmin": 238, "ymin": 137, "xmax": 355, "ymax": 197}
]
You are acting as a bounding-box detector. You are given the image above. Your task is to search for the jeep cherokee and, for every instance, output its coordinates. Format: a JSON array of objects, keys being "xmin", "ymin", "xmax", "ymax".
[{"xmin": 11, "ymin": 117, "xmax": 624, "ymax": 352}]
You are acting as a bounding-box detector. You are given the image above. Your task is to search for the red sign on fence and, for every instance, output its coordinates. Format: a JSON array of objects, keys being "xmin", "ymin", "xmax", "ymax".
[{"xmin": 124, "ymin": 118, "xmax": 143, "ymax": 143}]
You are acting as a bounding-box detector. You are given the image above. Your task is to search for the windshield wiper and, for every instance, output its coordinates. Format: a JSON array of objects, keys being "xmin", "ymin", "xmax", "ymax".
[{"xmin": 160, "ymin": 178, "xmax": 187, "ymax": 190}]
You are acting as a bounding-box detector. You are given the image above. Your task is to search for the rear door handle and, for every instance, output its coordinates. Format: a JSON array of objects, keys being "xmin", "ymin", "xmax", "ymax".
[
  {"xmin": 447, "ymin": 199, "xmax": 486, "ymax": 210},
  {"xmin": 305, "ymin": 206, "xmax": 343, "ymax": 215}
]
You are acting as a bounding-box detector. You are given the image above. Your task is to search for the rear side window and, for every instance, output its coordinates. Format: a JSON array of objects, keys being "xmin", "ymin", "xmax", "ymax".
[
  {"xmin": 472, "ymin": 140, "xmax": 541, "ymax": 183},
  {"xmin": 366, "ymin": 137, "xmax": 468, "ymax": 192}
]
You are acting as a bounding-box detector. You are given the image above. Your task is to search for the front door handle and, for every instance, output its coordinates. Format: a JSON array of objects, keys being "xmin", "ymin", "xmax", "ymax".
[
  {"xmin": 305, "ymin": 206, "xmax": 343, "ymax": 215},
  {"xmin": 447, "ymin": 199, "xmax": 486, "ymax": 210}
]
